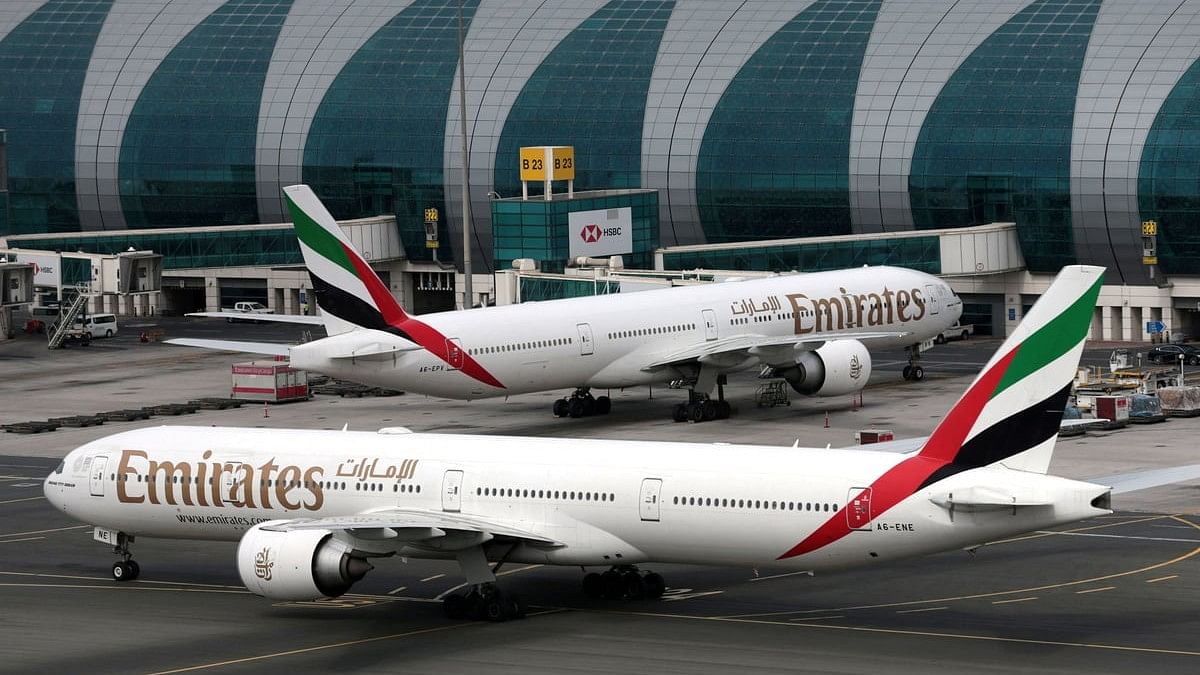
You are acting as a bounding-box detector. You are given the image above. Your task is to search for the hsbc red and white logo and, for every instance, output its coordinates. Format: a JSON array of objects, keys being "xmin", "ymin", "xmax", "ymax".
[{"xmin": 568, "ymin": 207, "xmax": 632, "ymax": 258}]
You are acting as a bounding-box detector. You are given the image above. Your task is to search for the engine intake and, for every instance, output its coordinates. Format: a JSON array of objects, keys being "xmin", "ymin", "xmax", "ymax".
[
  {"xmin": 238, "ymin": 522, "xmax": 373, "ymax": 600},
  {"xmin": 776, "ymin": 339, "xmax": 871, "ymax": 397}
]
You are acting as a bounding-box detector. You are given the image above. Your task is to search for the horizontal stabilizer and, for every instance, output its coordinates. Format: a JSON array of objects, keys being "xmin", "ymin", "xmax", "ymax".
[
  {"xmin": 186, "ymin": 311, "xmax": 325, "ymax": 326},
  {"xmin": 165, "ymin": 338, "xmax": 290, "ymax": 357},
  {"xmin": 929, "ymin": 485, "xmax": 1054, "ymax": 510},
  {"xmin": 1089, "ymin": 464, "xmax": 1200, "ymax": 494}
]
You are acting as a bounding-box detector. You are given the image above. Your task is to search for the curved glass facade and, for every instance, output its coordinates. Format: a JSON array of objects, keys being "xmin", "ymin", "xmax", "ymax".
[
  {"xmin": 696, "ymin": 0, "xmax": 879, "ymax": 244},
  {"xmin": 0, "ymin": 0, "xmax": 1199, "ymax": 283},
  {"xmin": 492, "ymin": 0, "xmax": 673, "ymax": 198},
  {"xmin": 118, "ymin": 0, "xmax": 292, "ymax": 228},
  {"xmin": 304, "ymin": 0, "xmax": 478, "ymax": 263},
  {"xmin": 909, "ymin": 0, "xmax": 1100, "ymax": 273},
  {"xmin": 1140, "ymin": 56, "xmax": 1200, "ymax": 275},
  {"xmin": 0, "ymin": 0, "xmax": 111, "ymax": 234}
]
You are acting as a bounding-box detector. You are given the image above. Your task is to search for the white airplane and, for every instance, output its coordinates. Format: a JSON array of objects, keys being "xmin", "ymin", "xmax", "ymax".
[
  {"xmin": 45, "ymin": 265, "xmax": 1200, "ymax": 621},
  {"xmin": 168, "ymin": 185, "xmax": 963, "ymax": 422}
]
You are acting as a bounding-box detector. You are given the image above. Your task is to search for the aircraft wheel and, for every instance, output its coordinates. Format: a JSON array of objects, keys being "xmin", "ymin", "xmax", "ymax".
[
  {"xmin": 568, "ymin": 398, "xmax": 586, "ymax": 418},
  {"xmin": 112, "ymin": 561, "xmax": 133, "ymax": 582},
  {"xmin": 601, "ymin": 570, "xmax": 625, "ymax": 599},
  {"xmin": 642, "ymin": 572, "xmax": 666, "ymax": 599},
  {"xmin": 582, "ymin": 396, "xmax": 597, "ymax": 417},
  {"xmin": 700, "ymin": 400, "xmax": 716, "ymax": 421},
  {"xmin": 672, "ymin": 403, "xmax": 688, "ymax": 423},
  {"xmin": 911, "ymin": 366, "xmax": 925, "ymax": 381},
  {"xmin": 128, "ymin": 560, "xmax": 140, "ymax": 580},
  {"xmin": 595, "ymin": 395, "xmax": 611, "ymax": 415},
  {"xmin": 687, "ymin": 402, "xmax": 704, "ymax": 423},
  {"xmin": 623, "ymin": 571, "xmax": 645, "ymax": 600},
  {"xmin": 902, "ymin": 365, "xmax": 913, "ymax": 380},
  {"xmin": 506, "ymin": 595, "xmax": 527, "ymax": 620},
  {"xmin": 443, "ymin": 593, "xmax": 469, "ymax": 620},
  {"xmin": 553, "ymin": 399, "xmax": 569, "ymax": 417},
  {"xmin": 582, "ymin": 572, "xmax": 604, "ymax": 599},
  {"xmin": 715, "ymin": 400, "xmax": 732, "ymax": 419},
  {"xmin": 482, "ymin": 595, "xmax": 507, "ymax": 622}
]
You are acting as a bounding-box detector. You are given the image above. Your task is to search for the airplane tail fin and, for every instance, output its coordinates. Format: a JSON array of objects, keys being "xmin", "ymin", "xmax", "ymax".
[
  {"xmin": 282, "ymin": 184, "xmax": 410, "ymax": 336},
  {"xmin": 916, "ymin": 265, "xmax": 1104, "ymax": 476}
]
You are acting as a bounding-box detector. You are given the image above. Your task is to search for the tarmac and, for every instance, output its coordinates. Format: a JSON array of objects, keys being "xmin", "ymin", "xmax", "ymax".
[{"xmin": 1, "ymin": 317, "xmax": 1197, "ymax": 673}]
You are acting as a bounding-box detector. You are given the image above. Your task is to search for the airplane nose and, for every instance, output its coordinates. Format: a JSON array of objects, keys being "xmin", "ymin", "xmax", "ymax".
[{"xmin": 43, "ymin": 458, "xmax": 68, "ymax": 514}]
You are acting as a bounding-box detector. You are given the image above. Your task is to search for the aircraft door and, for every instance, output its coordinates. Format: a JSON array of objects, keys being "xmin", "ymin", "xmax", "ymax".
[
  {"xmin": 639, "ymin": 478, "xmax": 662, "ymax": 522},
  {"xmin": 846, "ymin": 487, "xmax": 872, "ymax": 531},
  {"xmin": 576, "ymin": 323, "xmax": 594, "ymax": 355},
  {"xmin": 442, "ymin": 470, "xmax": 464, "ymax": 512},
  {"xmin": 702, "ymin": 309, "xmax": 718, "ymax": 341},
  {"xmin": 924, "ymin": 284, "xmax": 940, "ymax": 315},
  {"xmin": 89, "ymin": 456, "xmax": 107, "ymax": 497},
  {"xmin": 446, "ymin": 338, "xmax": 465, "ymax": 369}
]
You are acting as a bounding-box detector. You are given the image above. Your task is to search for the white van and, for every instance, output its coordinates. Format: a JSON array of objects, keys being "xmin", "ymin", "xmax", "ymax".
[{"xmin": 74, "ymin": 313, "xmax": 119, "ymax": 339}]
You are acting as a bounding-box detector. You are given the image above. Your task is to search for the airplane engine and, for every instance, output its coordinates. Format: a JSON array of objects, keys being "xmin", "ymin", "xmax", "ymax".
[
  {"xmin": 776, "ymin": 339, "xmax": 871, "ymax": 397},
  {"xmin": 237, "ymin": 522, "xmax": 373, "ymax": 600}
]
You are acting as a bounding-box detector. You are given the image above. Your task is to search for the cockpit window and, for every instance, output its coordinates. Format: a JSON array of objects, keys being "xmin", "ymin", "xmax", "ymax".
[{"xmin": 54, "ymin": 460, "xmax": 65, "ymax": 474}]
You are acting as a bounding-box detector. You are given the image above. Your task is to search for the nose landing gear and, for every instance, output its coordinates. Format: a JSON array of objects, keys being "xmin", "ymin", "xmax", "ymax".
[
  {"xmin": 902, "ymin": 344, "xmax": 925, "ymax": 381},
  {"xmin": 109, "ymin": 532, "xmax": 140, "ymax": 581}
]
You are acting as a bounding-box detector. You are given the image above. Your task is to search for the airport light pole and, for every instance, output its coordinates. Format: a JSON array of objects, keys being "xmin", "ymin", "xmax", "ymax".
[{"xmin": 457, "ymin": 0, "xmax": 473, "ymax": 309}]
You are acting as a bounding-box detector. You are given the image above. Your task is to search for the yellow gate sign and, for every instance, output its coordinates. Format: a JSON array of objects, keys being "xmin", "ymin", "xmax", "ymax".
[
  {"xmin": 520, "ymin": 146, "xmax": 574, "ymax": 182},
  {"xmin": 1142, "ymin": 220, "xmax": 1158, "ymax": 236}
]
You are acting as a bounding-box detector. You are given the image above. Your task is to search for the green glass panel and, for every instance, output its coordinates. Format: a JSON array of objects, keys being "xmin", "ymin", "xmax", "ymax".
[
  {"xmin": 909, "ymin": 0, "xmax": 1100, "ymax": 272},
  {"xmin": 493, "ymin": 1, "xmax": 673, "ymax": 199},
  {"xmin": 0, "ymin": 0, "xmax": 113, "ymax": 235},
  {"xmin": 304, "ymin": 0, "xmax": 478, "ymax": 264},
  {"xmin": 696, "ymin": 0, "xmax": 879, "ymax": 244},
  {"xmin": 1140, "ymin": 55, "xmax": 1200, "ymax": 275},
  {"xmin": 119, "ymin": 0, "xmax": 292, "ymax": 228}
]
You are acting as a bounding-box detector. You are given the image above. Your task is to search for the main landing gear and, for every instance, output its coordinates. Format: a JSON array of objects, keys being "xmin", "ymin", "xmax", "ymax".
[
  {"xmin": 442, "ymin": 583, "xmax": 527, "ymax": 622},
  {"xmin": 672, "ymin": 373, "xmax": 731, "ymax": 423},
  {"xmin": 581, "ymin": 565, "xmax": 666, "ymax": 600},
  {"xmin": 671, "ymin": 394, "xmax": 731, "ymax": 423},
  {"xmin": 110, "ymin": 532, "xmax": 140, "ymax": 581},
  {"xmin": 443, "ymin": 544, "xmax": 528, "ymax": 622},
  {"xmin": 902, "ymin": 344, "xmax": 925, "ymax": 382},
  {"xmin": 553, "ymin": 388, "xmax": 611, "ymax": 418}
]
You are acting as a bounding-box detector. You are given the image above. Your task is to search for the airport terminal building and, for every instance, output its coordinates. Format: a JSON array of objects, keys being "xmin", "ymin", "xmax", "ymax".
[{"xmin": 3, "ymin": 0, "xmax": 1200, "ymax": 339}]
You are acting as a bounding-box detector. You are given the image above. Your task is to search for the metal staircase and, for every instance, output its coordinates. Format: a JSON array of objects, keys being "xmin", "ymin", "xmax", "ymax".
[{"xmin": 47, "ymin": 286, "xmax": 91, "ymax": 350}]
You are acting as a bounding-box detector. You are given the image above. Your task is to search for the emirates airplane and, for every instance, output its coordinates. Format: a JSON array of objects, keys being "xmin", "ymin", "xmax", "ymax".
[
  {"xmin": 45, "ymin": 265, "xmax": 1200, "ymax": 621},
  {"xmin": 169, "ymin": 186, "xmax": 963, "ymax": 422}
]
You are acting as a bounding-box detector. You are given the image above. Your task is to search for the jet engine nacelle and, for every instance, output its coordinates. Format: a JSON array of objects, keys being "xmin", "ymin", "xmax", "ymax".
[
  {"xmin": 237, "ymin": 522, "xmax": 373, "ymax": 600},
  {"xmin": 778, "ymin": 339, "xmax": 871, "ymax": 397}
]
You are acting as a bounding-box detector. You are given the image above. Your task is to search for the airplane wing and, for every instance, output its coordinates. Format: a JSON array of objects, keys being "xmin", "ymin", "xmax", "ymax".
[
  {"xmin": 260, "ymin": 508, "xmax": 564, "ymax": 548},
  {"xmin": 164, "ymin": 338, "xmax": 291, "ymax": 356},
  {"xmin": 1087, "ymin": 464, "xmax": 1200, "ymax": 494},
  {"xmin": 187, "ymin": 311, "xmax": 325, "ymax": 326},
  {"xmin": 642, "ymin": 330, "xmax": 910, "ymax": 371}
]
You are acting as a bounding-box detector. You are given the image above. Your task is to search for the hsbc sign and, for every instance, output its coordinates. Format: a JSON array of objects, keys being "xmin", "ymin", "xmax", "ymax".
[{"xmin": 568, "ymin": 207, "xmax": 633, "ymax": 258}]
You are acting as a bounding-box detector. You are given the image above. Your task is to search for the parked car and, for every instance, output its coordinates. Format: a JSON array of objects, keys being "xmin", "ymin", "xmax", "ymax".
[
  {"xmin": 1145, "ymin": 344, "xmax": 1200, "ymax": 365},
  {"xmin": 221, "ymin": 301, "xmax": 274, "ymax": 323}
]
